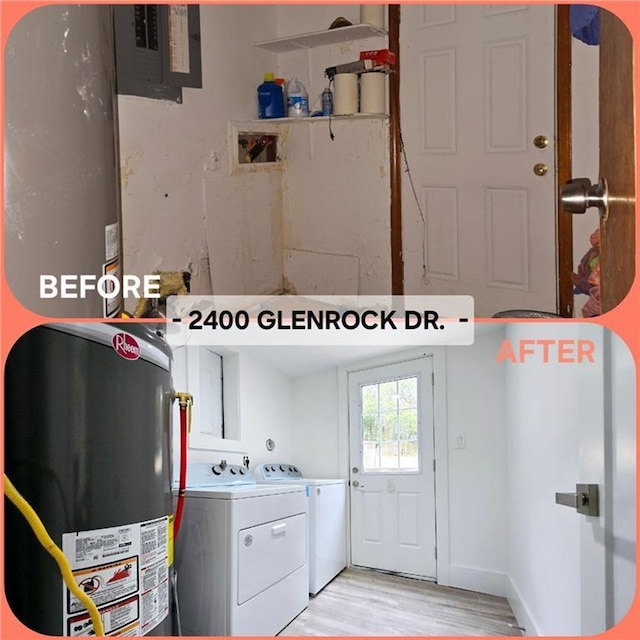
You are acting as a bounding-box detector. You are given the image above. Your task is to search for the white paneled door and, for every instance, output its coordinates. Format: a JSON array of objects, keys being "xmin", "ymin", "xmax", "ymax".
[
  {"xmin": 401, "ymin": 5, "xmax": 557, "ymax": 317},
  {"xmin": 348, "ymin": 357, "xmax": 436, "ymax": 579}
]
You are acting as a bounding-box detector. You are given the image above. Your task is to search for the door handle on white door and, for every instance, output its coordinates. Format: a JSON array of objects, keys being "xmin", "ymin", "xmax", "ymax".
[
  {"xmin": 555, "ymin": 483, "xmax": 599, "ymax": 516},
  {"xmin": 351, "ymin": 480, "xmax": 364, "ymax": 488},
  {"xmin": 271, "ymin": 523, "xmax": 287, "ymax": 536},
  {"xmin": 560, "ymin": 177, "xmax": 609, "ymax": 219}
]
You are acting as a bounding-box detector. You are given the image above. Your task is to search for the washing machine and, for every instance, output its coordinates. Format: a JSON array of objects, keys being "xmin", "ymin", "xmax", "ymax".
[
  {"xmin": 255, "ymin": 463, "xmax": 347, "ymax": 595},
  {"xmin": 174, "ymin": 463, "xmax": 309, "ymax": 636}
]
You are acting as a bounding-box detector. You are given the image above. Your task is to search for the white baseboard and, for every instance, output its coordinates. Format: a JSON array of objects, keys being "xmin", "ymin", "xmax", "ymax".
[
  {"xmin": 444, "ymin": 564, "xmax": 508, "ymax": 598},
  {"xmin": 505, "ymin": 574, "xmax": 541, "ymax": 636}
]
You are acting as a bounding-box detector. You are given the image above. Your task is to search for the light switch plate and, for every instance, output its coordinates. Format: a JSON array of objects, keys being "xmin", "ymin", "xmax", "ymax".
[{"xmin": 455, "ymin": 434, "xmax": 467, "ymax": 449}]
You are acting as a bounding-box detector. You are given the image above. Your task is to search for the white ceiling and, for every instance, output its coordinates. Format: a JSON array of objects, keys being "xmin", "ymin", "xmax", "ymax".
[
  {"xmin": 238, "ymin": 324, "xmax": 505, "ymax": 378},
  {"xmin": 238, "ymin": 345, "xmax": 405, "ymax": 378}
]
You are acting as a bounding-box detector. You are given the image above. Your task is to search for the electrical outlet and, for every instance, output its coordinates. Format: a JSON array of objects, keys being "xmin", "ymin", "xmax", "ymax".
[
  {"xmin": 207, "ymin": 150, "xmax": 221, "ymax": 172},
  {"xmin": 455, "ymin": 434, "xmax": 467, "ymax": 450}
]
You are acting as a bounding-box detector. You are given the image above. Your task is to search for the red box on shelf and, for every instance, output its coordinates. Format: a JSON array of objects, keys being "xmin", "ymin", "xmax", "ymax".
[{"xmin": 359, "ymin": 49, "xmax": 397, "ymax": 66}]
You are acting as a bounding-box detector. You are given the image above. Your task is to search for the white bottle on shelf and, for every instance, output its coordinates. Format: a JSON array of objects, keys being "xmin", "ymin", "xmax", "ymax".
[{"xmin": 287, "ymin": 78, "xmax": 309, "ymax": 117}]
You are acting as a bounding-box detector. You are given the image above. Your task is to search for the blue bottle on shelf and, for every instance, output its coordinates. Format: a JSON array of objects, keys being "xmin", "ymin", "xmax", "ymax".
[{"xmin": 258, "ymin": 73, "xmax": 285, "ymax": 119}]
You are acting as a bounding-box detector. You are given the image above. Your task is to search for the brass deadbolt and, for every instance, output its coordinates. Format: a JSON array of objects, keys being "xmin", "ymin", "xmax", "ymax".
[{"xmin": 534, "ymin": 135, "xmax": 549, "ymax": 149}]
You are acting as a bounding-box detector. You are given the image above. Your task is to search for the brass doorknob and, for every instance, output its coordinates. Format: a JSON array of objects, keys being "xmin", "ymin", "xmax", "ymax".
[
  {"xmin": 534, "ymin": 135, "xmax": 549, "ymax": 149},
  {"xmin": 533, "ymin": 163, "xmax": 548, "ymax": 176}
]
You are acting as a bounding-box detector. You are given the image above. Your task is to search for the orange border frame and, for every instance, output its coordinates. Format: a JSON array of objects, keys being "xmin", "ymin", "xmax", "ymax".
[{"xmin": 0, "ymin": 2, "xmax": 638, "ymax": 639}]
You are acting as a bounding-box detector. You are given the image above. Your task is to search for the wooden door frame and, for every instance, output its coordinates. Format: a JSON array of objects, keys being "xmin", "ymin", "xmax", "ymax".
[
  {"xmin": 556, "ymin": 5, "xmax": 573, "ymax": 317},
  {"xmin": 390, "ymin": 5, "xmax": 574, "ymax": 316},
  {"xmin": 389, "ymin": 6, "xmax": 403, "ymax": 296}
]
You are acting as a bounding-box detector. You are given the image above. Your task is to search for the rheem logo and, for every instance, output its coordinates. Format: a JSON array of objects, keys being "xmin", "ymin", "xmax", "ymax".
[{"xmin": 112, "ymin": 333, "xmax": 141, "ymax": 361}]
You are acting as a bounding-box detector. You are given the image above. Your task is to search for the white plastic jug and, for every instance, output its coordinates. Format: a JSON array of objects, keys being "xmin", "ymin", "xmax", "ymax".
[{"xmin": 287, "ymin": 78, "xmax": 309, "ymax": 117}]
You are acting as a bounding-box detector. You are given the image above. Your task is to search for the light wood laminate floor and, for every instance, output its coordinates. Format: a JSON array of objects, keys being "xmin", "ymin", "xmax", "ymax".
[{"xmin": 279, "ymin": 568, "xmax": 523, "ymax": 637}]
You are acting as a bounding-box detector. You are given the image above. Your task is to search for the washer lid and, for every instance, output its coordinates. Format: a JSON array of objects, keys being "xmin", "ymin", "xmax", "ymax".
[
  {"xmin": 183, "ymin": 483, "xmax": 306, "ymax": 499},
  {"xmin": 258, "ymin": 478, "xmax": 346, "ymax": 487}
]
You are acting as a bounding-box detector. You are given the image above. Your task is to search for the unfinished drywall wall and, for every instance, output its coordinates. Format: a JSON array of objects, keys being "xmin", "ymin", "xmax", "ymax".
[
  {"xmin": 280, "ymin": 118, "xmax": 391, "ymax": 294},
  {"xmin": 118, "ymin": 4, "xmax": 391, "ymax": 299},
  {"xmin": 118, "ymin": 5, "xmax": 283, "ymax": 303},
  {"xmin": 276, "ymin": 5, "xmax": 391, "ymax": 294}
]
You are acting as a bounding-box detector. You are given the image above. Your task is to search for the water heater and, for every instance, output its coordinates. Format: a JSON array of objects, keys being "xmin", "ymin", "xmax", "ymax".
[
  {"xmin": 4, "ymin": 5, "xmax": 123, "ymax": 317},
  {"xmin": 4, "ymin": 324, "xmax": 174, "ymax": 636}
]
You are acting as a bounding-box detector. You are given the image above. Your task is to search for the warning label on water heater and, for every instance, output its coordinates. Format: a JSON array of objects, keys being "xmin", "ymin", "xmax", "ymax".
[{"xmin": 62, "ymin": 516, "xmax": 170, "ymax": 636}]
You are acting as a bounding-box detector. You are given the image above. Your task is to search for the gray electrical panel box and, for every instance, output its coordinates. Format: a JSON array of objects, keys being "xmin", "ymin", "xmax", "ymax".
[{"xmin": 114, "ymin": 4, "xmax": 202, "ymax": 103}]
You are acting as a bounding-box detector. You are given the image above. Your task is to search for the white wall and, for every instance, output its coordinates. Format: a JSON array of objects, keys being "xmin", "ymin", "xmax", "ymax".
[
  {"xmin": 291, "ymin": 369, "xmax": 343, "ymax": 477},
  {"xmin": 171, "ymin": 346, "xmax": 294, "ymax": 476},
  {"xmin": 236, "ymin": 349, "xmax": 295, "ymax": 465},
  {"xmin": 504, "ymin": 323, "xmax": 606, "ymax": 635},
  {"xmin": 571, "ymin": 39, "xmax": 600, "ymax": 316},
  {"xmin": 444, "ymin": 331, "xmax": 509, "ymax": 595},
  {"xmin": 607, "ymin": 331, "xmax": 636, "ymax": 625}
]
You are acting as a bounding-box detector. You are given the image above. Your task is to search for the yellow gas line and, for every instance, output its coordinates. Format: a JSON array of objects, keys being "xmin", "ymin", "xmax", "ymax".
[{"xmin": 3, "ymin": 474, "xmax": 105, "ymax": 636}]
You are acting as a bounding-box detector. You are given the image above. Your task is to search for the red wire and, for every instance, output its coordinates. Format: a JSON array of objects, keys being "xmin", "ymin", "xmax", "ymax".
[{"xmin": 173, "ymin": 403, "xmax": 188, "ymax": 539}]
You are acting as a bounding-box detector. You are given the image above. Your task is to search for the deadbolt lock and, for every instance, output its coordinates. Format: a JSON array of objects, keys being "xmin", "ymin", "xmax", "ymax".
[
  {"xmin": 534, "ymin": 135, "xmax": 549, "ymax": 149},
  {"xmin": 533, "ymin": 163, "xmax": 548, "ymax": 177}
]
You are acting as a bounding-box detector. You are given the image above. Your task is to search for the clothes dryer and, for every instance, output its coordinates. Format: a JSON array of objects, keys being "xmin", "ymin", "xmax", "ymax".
[
  {"xmin": 175, "ymin": 463, "xmax": 308, "ymax": 636},
  {"xmin": 255, "ymin": 463, "xmax": 347, "ymax": 595}
]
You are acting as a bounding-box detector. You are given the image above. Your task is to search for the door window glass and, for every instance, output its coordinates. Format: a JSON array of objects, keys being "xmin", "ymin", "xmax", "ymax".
[{"xmin": 361, "ymin": 376, "xmax": 419, "ymax": 472}]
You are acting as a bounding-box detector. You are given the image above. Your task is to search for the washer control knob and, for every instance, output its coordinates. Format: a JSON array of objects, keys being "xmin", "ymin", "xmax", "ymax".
[
  {"xmin": 280, "ymin": 465, "xmax": 286, "ymax": 472},
  {"xmin": 239, "ymin": 468, "xmax": 246, "ymax": 474},
  {"xmin": 288, "ymin": 466, "xmax": 294, "ymax": 472},
  {"xmin": 230, "ymin": 468, "xmax": 237, "ymax": 475},
  {"xmin": 212, "ymin": 465, "xmax": 222, "ymax": 476}
]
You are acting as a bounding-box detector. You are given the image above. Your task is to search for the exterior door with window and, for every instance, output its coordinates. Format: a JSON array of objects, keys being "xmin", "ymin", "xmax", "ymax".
[{"xmin": 348, "ymin": 357, "xmax": 436, "ymax": 579}]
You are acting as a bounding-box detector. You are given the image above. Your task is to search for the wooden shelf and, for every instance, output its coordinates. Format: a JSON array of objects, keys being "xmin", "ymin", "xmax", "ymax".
[{"xmin": 252, "ymin": 24, "xmax": 387, "ymax": 53}]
